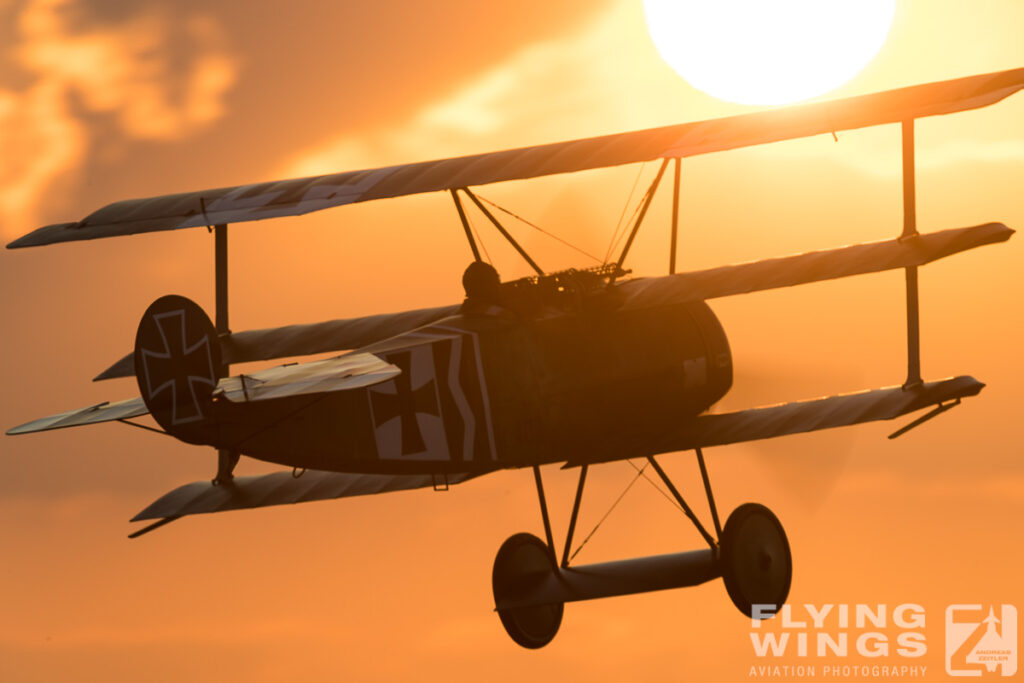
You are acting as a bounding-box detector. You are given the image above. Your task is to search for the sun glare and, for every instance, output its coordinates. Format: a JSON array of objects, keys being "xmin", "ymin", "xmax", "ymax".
[{"xmin": 643, "ymin": 0, "xmax": 895, "ymax": 106}]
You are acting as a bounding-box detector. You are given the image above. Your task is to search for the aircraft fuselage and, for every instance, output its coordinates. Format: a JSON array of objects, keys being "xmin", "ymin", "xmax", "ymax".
[{"xmin": 212, "ymin": 299, "xmax": 733, "ymax": 474}]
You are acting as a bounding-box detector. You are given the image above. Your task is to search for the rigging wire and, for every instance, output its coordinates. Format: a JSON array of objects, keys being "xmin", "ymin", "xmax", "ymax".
[
  {"xmin": 567, "ymin": 459, "xmax": 647, "ymax": 564},
  {"xmin": 473, "ymin": 192, "xmax": 602, "ymax": 264},
  {"xmin": 626, "ymin": 458, "xmax": 683, "ymax": 513},
  {"xmin": 604, "ymin": 161, "xmax": 648, "ymax": 264},
  {"xmin": 567, "ymin": 458, "xmax": 691, "ymax": 564},
  {"xmin": 465, "ymin": 200, "xmax": 493, "ymax": 264},
  {"xmin": 607, "ymin": 182, "xmax": 651, "ymax": 264}
]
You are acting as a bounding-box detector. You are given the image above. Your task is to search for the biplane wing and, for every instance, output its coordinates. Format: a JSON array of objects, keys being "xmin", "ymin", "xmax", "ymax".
[
  {"xmin": 94, "ymin": 304, "xmax": 460, "ymax": 381},
  {"xmin": 129, "ymin": 469, "xmax": 487, "ymax": 529},
  {"xmin": 131, "ymin": 376, "xmax": 981, "ymax": 531},
  {"xmin": 5, "ymin": 396, "xmax": 149, "ymax": 435},
  {"xmin": 616, "ymin": 222, "xmax": 1013, "ymax": 309},
  {"xmin": 91, "ymin": 223, "xmax": 1012, "ymax": 381},
  {"xmin": 7, "ymin": 351, "xmax": 401, "ymax": 434},
  {"xmin": 8, "ymin": 68, "xmax": 1023, "ymax": 249},
  {"xmin": 652, "ymin": 375, "xmax": 983, "ymax": 456}
]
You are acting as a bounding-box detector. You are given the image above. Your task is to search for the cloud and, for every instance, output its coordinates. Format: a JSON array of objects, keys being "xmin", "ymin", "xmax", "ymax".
[
  {"xmin": 0, "ymin": 78, "xmax": 86, "ymax": 238},
  {"xmin": 0, "ymin": 0, "xmax": 238, "ymax": 238},
  {"xmin": 282, "ymin": 0, "xmax": 1023, "ymax": 189},
  {"xmin": 282, "ymin": 0, "xmax": 659, "ymax": 178}
]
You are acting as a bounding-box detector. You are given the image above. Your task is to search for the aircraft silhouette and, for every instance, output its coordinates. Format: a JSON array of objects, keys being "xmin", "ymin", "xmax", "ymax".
[{"xmin": 8, "ymin": 67, "xmax": 1022, "ymax": 648}]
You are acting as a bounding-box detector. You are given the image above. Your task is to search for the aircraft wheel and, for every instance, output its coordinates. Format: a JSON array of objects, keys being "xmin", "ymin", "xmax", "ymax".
[
  {"xmin": 492, "ymin": 532, "xmax": 564, "ymax": 649},
  {"xmin": 719, "ymin": 503, "xmax": 792, "ymax": 619}
]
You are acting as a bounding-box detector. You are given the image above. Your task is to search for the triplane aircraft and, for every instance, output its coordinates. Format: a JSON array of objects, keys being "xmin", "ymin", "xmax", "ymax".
[{"xmin": 8, "ymin": 68, "xmax": 1022, "ymax": 648}]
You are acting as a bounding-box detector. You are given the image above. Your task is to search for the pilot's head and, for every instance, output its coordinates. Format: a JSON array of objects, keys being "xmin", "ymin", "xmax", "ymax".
[{"xmin": 462, "ymin": 261, "xmax": 501, "ymax": 303}]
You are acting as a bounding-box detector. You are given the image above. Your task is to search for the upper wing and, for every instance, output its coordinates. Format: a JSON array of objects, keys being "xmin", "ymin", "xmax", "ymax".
[
  {"xmin": 95, "ymin": 304, "xmax": 460, "ymax": 381},
  {"xmin": 615, "ymin": 222, "xmax": 1013, "ymax": 309},
  {"xmin": 646, "ymin": 376, "xmax": 983, "ymax": 456},
  {"xmin": 10, "ymin": 68, "xmax": 1023, "ymax": 249}
]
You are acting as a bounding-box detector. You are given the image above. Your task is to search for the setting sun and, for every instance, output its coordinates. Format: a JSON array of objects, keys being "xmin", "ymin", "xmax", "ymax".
[
  {"xmin": 643, "ymin": 0, "xmax": 895, "ymax": 105},
  {"xmin": 0, "ymin": 0, "xmax": 1022, "ymax": 681}
]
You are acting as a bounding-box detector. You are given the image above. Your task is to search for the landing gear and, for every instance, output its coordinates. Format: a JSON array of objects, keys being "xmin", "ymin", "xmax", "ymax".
[
  {"xmin": 719, "ymin": 503, "xmax": 792, "ymax": 618},
  {"xmin": 491, "ymin": 452, "xmax": 792, "ymax": 647},
  {"xmin": 492, "ymin": 533, "xmax": 564, "ymax": 648}
]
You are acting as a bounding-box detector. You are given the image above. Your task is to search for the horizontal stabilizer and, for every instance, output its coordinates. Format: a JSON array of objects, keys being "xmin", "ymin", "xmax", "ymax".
[
  {"xmin": 10, "ymin": 68, "xmax": 1023, "ymax": 248},
  {"xmin": 131, "ymin": 469, "xmax": 488, "ymax": 523},
  {"xmin": 96, "ymin": 304, "xmax": 459, "ymax": 381},
  {"xmin": 216, "ymin": 351, "xmax": 399, "ymax": 402},
  {"xmin": 656, "ymin": 376, "xmax": 983, "ymax": 454},
  {"xmin": 617, "ymin": 223, "xmax": 1012, "ymax": 308},
  {"xmin": 7, "ymin": 397, "xmax": 148, "ymax": 435}
]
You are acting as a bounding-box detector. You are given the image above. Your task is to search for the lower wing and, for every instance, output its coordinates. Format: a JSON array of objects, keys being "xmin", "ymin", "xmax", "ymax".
[
  {"xmin": 655, "ymin": 375, "xmax": 982, "ymax": 455},
  {"xmin": 129, "ymin": 469, "xmax": 492, "ymax": 537}
]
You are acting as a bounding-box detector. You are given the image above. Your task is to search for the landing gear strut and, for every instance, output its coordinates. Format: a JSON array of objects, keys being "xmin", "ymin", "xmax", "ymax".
[{"xmin": 491, "ymin": 451, "xmax": 792, "ymax": 648}]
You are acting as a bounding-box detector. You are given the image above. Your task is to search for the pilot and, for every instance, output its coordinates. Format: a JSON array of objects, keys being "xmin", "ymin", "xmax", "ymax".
[{"xmin": 461, "ymin": 261, "xmax": 502, "ymax": 313}]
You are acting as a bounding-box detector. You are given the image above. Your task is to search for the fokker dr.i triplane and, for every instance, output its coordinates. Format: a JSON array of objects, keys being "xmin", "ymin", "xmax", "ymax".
[{"xmin": 8, "ymin": 68, "xmax": 1022, "ymax": 647}]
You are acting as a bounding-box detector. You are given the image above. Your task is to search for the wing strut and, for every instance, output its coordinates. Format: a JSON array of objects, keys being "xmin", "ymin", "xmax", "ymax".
[
  {"xmin": 212, "ymin": 222, "xmax": 238, "ymax": 482},
  {"xmin": 214, "ymin": 223, "xmax": 229, "ymax": 340},
  {"xmin": 460, "ymin": 187, "xmax": 544, "ymax": 275},
  {"xmin": 613, "ymin": 158, "xmax": 670, "ymax": 280},
  {"xmin": 669, "ymin": 157, "xmax": 681, "ymax": 275},
  {"xmin": 901, "ymin": 120, "xmax": 922, "ymax": 389},
  {"xmin": 450, "ymin": 189, "xmax": 482, "ymax": 262}
]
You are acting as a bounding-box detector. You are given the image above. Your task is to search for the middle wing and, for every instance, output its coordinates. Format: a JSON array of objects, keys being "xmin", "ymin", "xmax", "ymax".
[
  {"xmin": 8, "ymin": 351, "xmax": 400, "ymax": 435},
  {"xmin": 615, "ymin": 222, "xmax": 1012, "ymax": 310},
  {"xmin": 95, "ymin": 303, "xmax": 460, "ymax": 381}
]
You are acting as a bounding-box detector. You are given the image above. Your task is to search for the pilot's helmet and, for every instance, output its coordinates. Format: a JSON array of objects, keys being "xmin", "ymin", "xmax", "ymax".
[{"xmin": 462, "ymin": 261, "xmax": 501, "ymax": 302}]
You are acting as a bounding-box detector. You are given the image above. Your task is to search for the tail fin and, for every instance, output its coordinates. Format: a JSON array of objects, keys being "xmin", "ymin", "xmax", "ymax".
[{"xmin": 134, "ymin": 295, "xmax": 221, "ymax": 444}]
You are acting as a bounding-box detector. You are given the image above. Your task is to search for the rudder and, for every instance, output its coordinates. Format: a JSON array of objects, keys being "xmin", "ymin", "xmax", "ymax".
[{"xmin": 134, "ymin": 295, "xmax": 221, "ymax": 444}]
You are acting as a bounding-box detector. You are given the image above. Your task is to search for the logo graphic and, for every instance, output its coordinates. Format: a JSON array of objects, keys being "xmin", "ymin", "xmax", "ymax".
[
  {"xmin": 367, "ymin": 329, "xmax": 496, "ymax": 462},
  {"xmin": 140, "ymin": 309, "xmax": 218, "ymax": 425},
  {"xmin": 946, "ymin": 604, "xmax": 1018, "ymax": 676},
  {"xmin": 369, "ymin": 346, "xmax": 445, "ymax": 457}
]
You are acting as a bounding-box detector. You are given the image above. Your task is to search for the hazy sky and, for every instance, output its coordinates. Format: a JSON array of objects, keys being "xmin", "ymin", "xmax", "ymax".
[{"xmin": 1, "ymin": 1, "xmax": 1022, "ymax": 681}]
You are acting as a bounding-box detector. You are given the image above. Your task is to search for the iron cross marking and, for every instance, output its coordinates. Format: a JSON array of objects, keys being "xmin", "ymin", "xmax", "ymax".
[
  {"xmin": 140, "ymin": 310, "xmax": 217, "ymax": 425},
  {"xmin": 370, "ymin": 350, "xmax": 440, "ymax": 455}
]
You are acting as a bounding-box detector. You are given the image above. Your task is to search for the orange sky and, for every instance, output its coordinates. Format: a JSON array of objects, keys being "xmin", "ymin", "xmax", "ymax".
[{"xmin": 1, "ymin": 1, "xmax": 1022, "ymax": 681}]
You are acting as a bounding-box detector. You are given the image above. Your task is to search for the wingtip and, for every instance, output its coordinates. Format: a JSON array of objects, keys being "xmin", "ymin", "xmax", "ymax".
[
  {"xmin": 94, "ymin": 354, "xmax": 135, "ymax": 382},
  {"xmin": 6, "ymin": 222, "xmax": 80, "ymax": 249},
  {"xmin": 127, "ymin": 516, "xmax": 181, "ymax": 538},
  {"xmin": 6, "ymin": 422, "xmax": 33, "ymax": 436}
]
